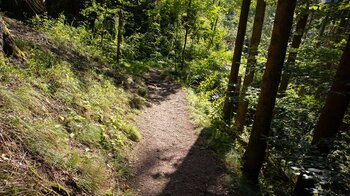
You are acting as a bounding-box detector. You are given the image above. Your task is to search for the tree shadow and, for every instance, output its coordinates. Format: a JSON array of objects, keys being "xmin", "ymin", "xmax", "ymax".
[
  {"xmin": 128, "ymin": 71, "xmax": 228, "ymax": 195},
  {"xmin": 129, "ymin": 130, "xmax": 228, "ymax": 196},
  {"xmin": 159, "ymin": 132, "xmax": 228, "ymax": 196},
  {"xmin": 143, "ymin": 70, "xmax": 181, "ymax": 105}
]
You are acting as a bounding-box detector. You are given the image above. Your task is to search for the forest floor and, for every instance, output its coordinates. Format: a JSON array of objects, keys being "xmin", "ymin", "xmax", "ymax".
[{"xmin": 128, "ymin": 70, "xmax": 228, "ymax": 196}]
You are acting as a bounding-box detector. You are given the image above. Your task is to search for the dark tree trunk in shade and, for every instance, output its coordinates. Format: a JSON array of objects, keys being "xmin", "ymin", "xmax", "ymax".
[
  {"xmin": 0, "ymin": 18, "xmax": 25, "ymax": 59},
  {"xmin": 334, "ymin": 11, "xmax": 350, "ymax": 46},
  {"xmin": 235, "ymin": 0, "xmax": 266, "ymax": 133},
  {"xmin": 316, "ymin": 15, "xmax": 329, "ymax": 48},
  {"xmin": 181, "ymin": 27, "xmax": 189, "ymax": 70},
  {"xmin": 242, "ymin": 0, "xmax": 296, "ymax": 184},
  {"xmin": 116, "ymin": 11, "xmax": 123, "ymax": 64},
  {"xmin": 293, "ymin": 35, "xmax": 350, "ymax": 196},
  {"xmin": 312, "ymin": 35, "xmax": 350, "ymax": 153},
  {"xmin": 0, "ymin": 0, "xmax": 46, "ymax": 19},
  {"xmin": 222, "ymin": 0, "xmax": 251, "ymax": 123},
  {"xmin": 315, "ymin": 0, "xmax": 334, "ymax": 48},
  {"xmin": 278, "ymin": 12, "xmax": 309, "ymax": 95},
  {"xmin": 45, "ymin": 0, "xmax": 85, "ymax": 18},
  {"xmin": 181, "ymin": 0, "xmax": 192, "ymax": 70}
]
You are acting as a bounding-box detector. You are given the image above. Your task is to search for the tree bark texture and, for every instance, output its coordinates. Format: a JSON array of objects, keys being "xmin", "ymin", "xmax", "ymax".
[
  {"xmin": 242, "ymin": 0, "xmax": 296, "ymax": 183},
  {"xmin": 293, "ymin": 34, "xmax": 350, "ymax": 196},
  {"xmin": 278, "ymin": 12, "xmax": 309, "ymax": 95},
  {"xmin": 312, "ymin": 34, "xmax": 350, "ymax": 153},
  {"xmin": 0, "ymin": 0, "xmax": 46, "ymax": 19},
  {"xmin": 235, "ymin": 0, "xmax": 266, "ymax": 133},
  {"xmin": 180, "ymin": 0, "xmax": 192, "ymax": 70},
  {"xmin": 116, "ymin": 11, "xmax": 123, "ymax": 64},
  {"xmin": 0, "ymin": 18, "xmax": 25, "ymax": 59},
  {"xmin": 222, "ymin": 0, "xmax": 251, "ymax": 123}
]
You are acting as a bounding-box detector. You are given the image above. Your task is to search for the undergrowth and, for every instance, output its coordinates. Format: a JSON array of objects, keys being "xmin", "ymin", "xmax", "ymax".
[
  {"xmin": 186, "ymin": 74, "xmax": 350, "ymax": 195},
  {"xmin": 0, "ymin": 16, "xmax": 144, "ymax": 195}
]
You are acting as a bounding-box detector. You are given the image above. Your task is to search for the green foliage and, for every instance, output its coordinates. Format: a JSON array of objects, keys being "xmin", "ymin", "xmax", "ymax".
[
  {"xmin": 0, "ymin": 16, "xmax": 145, "ymax": 195},
  {"xmin": 2, "ymin": 0, "xmax": 349, "ymax": 194},
  {"xmin": 182, "ymin": 0, "xmax": 349, "ymax": 194}
]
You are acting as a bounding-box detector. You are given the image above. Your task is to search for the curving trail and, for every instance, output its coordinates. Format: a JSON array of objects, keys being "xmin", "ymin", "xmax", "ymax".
[{"xmin": 128, "ymin": 71, "xmax": 227, "ymax": 196}]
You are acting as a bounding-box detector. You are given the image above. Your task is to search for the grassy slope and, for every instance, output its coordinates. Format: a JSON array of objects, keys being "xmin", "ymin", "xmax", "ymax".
[{"xmin": 0, "ymin": 17, "xmax": 144, "ymax": 195}]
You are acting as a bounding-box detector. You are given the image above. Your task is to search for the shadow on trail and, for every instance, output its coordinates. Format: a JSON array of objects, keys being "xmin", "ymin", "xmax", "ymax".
[
  {"xmin": 147, "ymin": 71, "xmax": 227, "ymax": 195},
  {"xmin": 160, "ymin": 132, "xmax": 228, "ymax": 196},
  {"xmin": 130, "ymin": 70, "xmax": 228, "ymax": 195},
  {"xmin": 143, "ymin": 70, "xmax": 181, "ymax": 105}
]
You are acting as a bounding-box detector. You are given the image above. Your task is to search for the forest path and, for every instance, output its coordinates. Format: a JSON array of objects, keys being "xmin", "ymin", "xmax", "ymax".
[{"xmin": 128, "ymin": 70, "xmax": 227, "ymax": 196}]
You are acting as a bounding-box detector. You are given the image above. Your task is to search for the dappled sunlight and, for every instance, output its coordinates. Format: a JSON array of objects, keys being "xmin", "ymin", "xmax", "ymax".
[{"xmin": 128, "ymin": 71, "xmax": 227, "ymax": 195}]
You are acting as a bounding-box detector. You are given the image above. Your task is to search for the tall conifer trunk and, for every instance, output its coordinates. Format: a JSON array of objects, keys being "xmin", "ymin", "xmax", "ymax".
[
  {"xmin": 116, "ymin": 11, "xmax": 123, "ymax": 64},
  {"xmin": 312, "ymin": 34, "xmax": 350, "ymax": 153},
  {"xmin": 222, "ymin": 0, "xmax": 251, "ymax": 123},
  {"xmin": 294, "ymin": 34, "xmax": 350, "ymax": 196},
  {"xmin": 242, "ymin": 0, "xmax": 296, "ymax": 184},
  {"xmin": 235, "ymin": 0, "xmax": 266, "ymax": 133},
  {"xmin": 181, "ymin": 0, "xmax": 192, "ymax": 70},
  {"xmin": 278, "ymin": 12, "xmax": 309, "ymax": 95}
]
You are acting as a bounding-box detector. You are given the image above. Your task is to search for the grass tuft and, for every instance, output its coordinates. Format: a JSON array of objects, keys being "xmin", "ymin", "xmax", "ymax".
[{"xmin": 0, "ymin": 16, "xmax": 144, "ymax": 195}]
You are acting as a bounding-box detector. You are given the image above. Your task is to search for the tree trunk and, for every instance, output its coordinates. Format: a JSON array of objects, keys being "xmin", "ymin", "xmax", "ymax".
[
  {"xmin": 181, "ymin": 0, "xmax": 192, "ymax": 70},
  {"xmin": 116, "ymin": 11, "xmax": 123, "ymax": 64},
  {"xmin": 278, "ymin": 12, "xmax": 309, "ymax": 95},
  {"xmin": 0, "ymin": 0, "xmax": 46, "ymax": 19},
  {"xmin": 45, "ymin": 0, "xmax": 85, "ymax": 18},
  {"xmin": 333, "ymin": 10, "xmax": 349, "ymax": 46},
  {"xmin": 316, "ymin": 14, "xmax": 329, "ymax": 48},
  {"xmin": 235, "ymin": 0, "xmax": 266, "ymax": 133},
  {"xmin": 209, "ymin": 1, "xmax": 221, "ymax": 48},
  {"xmin": 315, "ymin": 0, "xmax": 335, "ymax": 47},
  {"xmin": 312, "ymin": 34, "xmax": 350, "ymax": 153},
  {"xmin": 181, "ymin": 27, "xmax": 189, "ymax": 70},
  {"xmin": 242, "ymin": 0, "xmax": 296, "ymax": 184},
  {"xmin": 0, "ymin": 18, "xmax": 25, "ymax": 59},
  {"xmin": 293, "ymin": 34, "xmax": 350, "ymax": 196},
  {"xmin": 222, "ymin": 0, "xmax": 251, "ymax": 123}
]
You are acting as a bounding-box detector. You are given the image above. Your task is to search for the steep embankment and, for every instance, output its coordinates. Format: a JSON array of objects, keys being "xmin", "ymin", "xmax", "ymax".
[
  {"xmin": 0, "ymin": 17, "xmax": 142, "ymax": 195},
  {"xmin": 128, "ymin": 71, "xmax": 227, "ymax": 195}
]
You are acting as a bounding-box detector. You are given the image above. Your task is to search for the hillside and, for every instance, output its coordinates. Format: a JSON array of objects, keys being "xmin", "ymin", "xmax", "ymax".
[{"xmin": 0, "ymin": 16, "xmax": 145, "ymax": 195}]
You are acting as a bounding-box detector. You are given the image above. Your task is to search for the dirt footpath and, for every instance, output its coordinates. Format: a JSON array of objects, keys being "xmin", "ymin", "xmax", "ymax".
[{"xmin": 128, "ymin": 71, "xmax": 227, "ymax": 196}]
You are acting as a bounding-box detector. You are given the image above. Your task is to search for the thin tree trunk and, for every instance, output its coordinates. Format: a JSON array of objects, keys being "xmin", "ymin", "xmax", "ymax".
[
  {"xmin": 181, "ymin": 0, "xmax": 192, "ymax": 70},
  {"xmin": 209, "ymin": 1, "xmax": 221, "ymax": 48},
  {"xmin": 181, "ymin": 27, "xmax": 189, "ymax": 70},
  {"xmin": 306, "ymin": 10, "xmax": 314, "ymax": 32},
  {"xmin": 316, "ymin": 15, "xmax": 329, "ymax": 48},
  {"xmin": 235, "ymin": 0, "xmax": 266, "ymax": 133},
  {"xmin": 293, "ymin": 34, "xmax": 350, "ymax": 196},
  {"xmin": 222, "ymin": 0, "xmax": 251, "ymax": 123},
  {"xmin": 116, "ymin": 11, "xmax": 123, "ymax": 64},
  {"xmin": 278, "ymin": 12, "xmax": 309, "ymax": 95},
  {"xmin": 315, "ymin": 0, "xmax": 334, "ymax": 47},
  {"xmin": 242, "ymin": 0, "xmax": 296, "ymax": 184},
  {"xmin": 333, "ymin": 10, "xmax": 349, "ymax": 46},
  {"xmin": 173, "ymin": 0, "xmax": 180, "ymax": 71}
]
